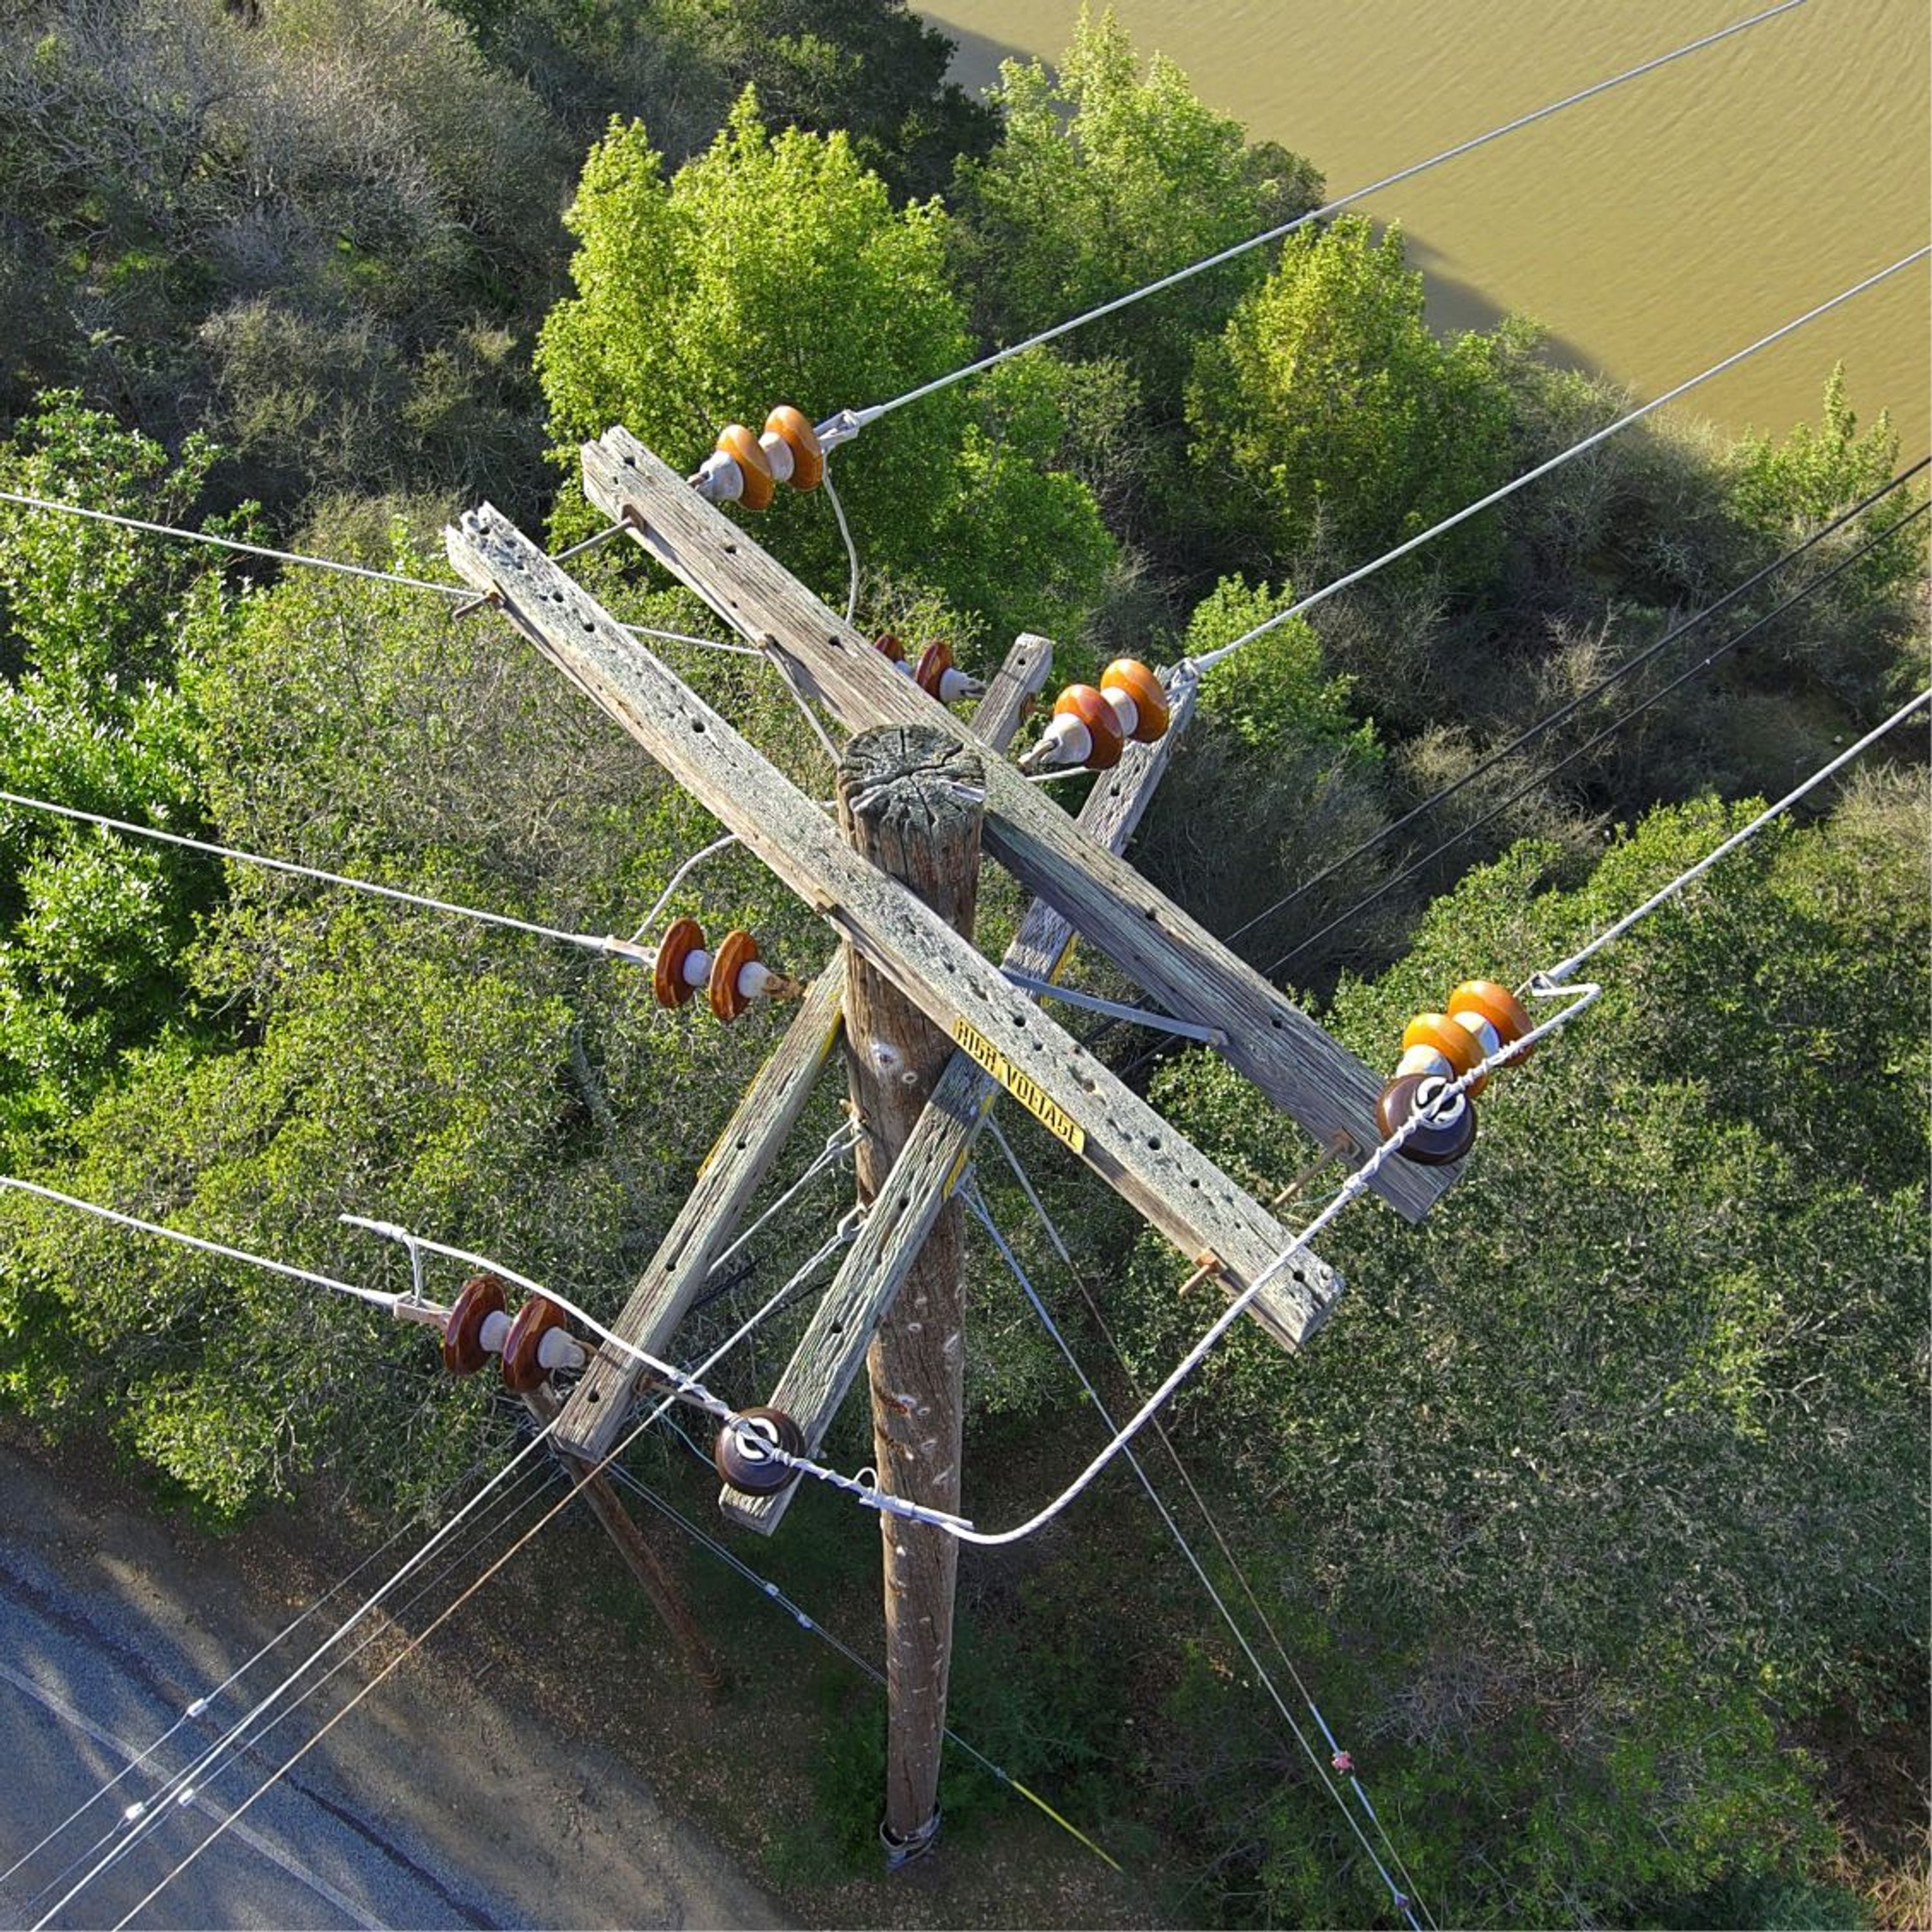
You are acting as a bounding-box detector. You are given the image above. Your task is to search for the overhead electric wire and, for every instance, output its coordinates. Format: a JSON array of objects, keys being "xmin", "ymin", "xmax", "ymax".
[
  {"xmin": 0, "ymin": 789, "xmax": 696, "ymax": 964},
  {"xmin": 109, "ymin": 1190, "xmax": 925, "ymax": 1926},
  {"xmin": 1222, "ymin": 457, "xmax": 1931, "ymax": 951},
  {"xmin": 1256, "ymin": 494, "xmax": 1931, "ymax": 982},
  {"xmin": 31, "ymin": 1417, "xmax": 566, "ymax": 1930},
  {"xmin": 0, "ymin": 1447, "xmax": 495, "ymax": 1893},
  {"xmin": 965, "ymin": 1180, "xmax": 1426, "ymax": 1927},
  {"xmin": 849, "ymin": 0, "xmax": 1810, "ymax": 427},
  {"xmin": 603, "ymin": 1460, "xmax": 1124, "ymax": 1872},
  {"xmin": 981, "ymin": 1117, "xmax": 1436, "ymax": 1920},
  {"xmin": 0, "ymin": 486, "xmax": 762, "ymax": 657},
  {"xmin": 795, "ymin": 687, "xmax": 1931, "ymax": 1546},
  {"xmin": 17, "ymin": 1454, "xmax": 560, "ymax": 1922},
  {"xmin": 1188, "ymin": 247, "xmax": 1930, "ymax": 671}
]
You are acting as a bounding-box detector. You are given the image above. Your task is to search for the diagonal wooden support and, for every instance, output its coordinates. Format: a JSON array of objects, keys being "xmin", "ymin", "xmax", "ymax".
[
  {"xmin": 583, "ymin": 428, "xmax": 1456, "ymax": 1223},
  {"xmin": 553, "ymin": 636, "xmax": 1050, "ymax": 1464},
  {"xmin": 554, "ymin": 963, "xmax": 844, "ymax": 1459},
  {"xmin": 723, "ymin": 668, "xmax": 1336, "ymax": 1535},
  {"xmin": 444, "ymin": 506, "xmax": 1332, "ymax": 1340}
]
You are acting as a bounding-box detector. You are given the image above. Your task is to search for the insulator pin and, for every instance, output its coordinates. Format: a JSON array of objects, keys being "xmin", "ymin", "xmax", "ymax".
[{"xmin": 715, "ymin": 1406, "xmax": 806, "ymax": 1496}]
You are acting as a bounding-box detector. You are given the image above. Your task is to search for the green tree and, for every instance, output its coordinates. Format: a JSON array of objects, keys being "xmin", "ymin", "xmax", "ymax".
[
  {"xmin": 0, "ymin": 395, "xmax": 241, "ymax": 1155},
  {"xmin": 951, "ymin": 8, "xmax": 1321, "ymax": 404},
  {"xmin": 1108, "ymin": 779, "xmax": 1927, "ymax": 1921},
  {"xmin": 537, "ymin": 93, "xmax": 1115, "ymax": 645},
  {"xmin": 1188, "ymin": 216, "xmax": 1516, "ymax": 584}
]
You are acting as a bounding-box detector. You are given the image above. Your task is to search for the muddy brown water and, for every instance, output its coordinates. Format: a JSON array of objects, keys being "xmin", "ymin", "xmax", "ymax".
[{"xmin": 925, "ymin": 0, "xmax": 1929, "ymax": 456}]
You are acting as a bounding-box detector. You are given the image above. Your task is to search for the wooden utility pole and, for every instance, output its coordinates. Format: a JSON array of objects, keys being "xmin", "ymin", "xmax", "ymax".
[{"xmin": 836, "ymin": 725, "xmax": 984, "ymax": 1855}]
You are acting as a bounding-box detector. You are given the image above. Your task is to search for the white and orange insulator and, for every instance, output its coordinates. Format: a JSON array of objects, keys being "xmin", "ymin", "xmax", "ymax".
[
  {"xmin": 440, "ymin": 1274, "xmax": 587, "ymax": 1385},
  {"xmin": 693, "ymin": 424, "xmax": 775, "ymax": 510},
  {"xmin": 760, "ymin": 405, "xmax": 824, "ymax": 493},
  {"xmin": 693, "ymin": 406, "xmax": 824, "ymax": 509},
  {"xmin": 650, "ymin": 917, "xmax": 804, "ymax": 1021},
  {"xmin": 912, "ymin": 638, "xmax": 981, "ymax": 705},
  {"xmin": 1378, "ymin": 977, "xmax": 1535, "ymax": 1166},
  {"xmin": 1019, "ymin": 660, "xmax": 1169, "ymax": 772}
]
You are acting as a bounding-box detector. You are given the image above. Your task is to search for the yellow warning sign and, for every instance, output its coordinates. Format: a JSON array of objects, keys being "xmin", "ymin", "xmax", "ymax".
[{"xmin": 951, "ymin": 1017, "xmax": 1086, "ymax": 1155}]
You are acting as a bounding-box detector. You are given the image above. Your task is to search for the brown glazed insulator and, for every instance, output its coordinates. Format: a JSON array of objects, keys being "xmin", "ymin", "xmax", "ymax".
[
  {"xmin": 764, "ymin": 406, "xmax": 824, "ymax": 491},
  {"xmin": 1053, "ymin": 683, "xmax": 1124, "ymax": 770},
  {"xmin": 714, "ymin": 1406, "xmax": 806, "ymax": 1496},
  {"xmin": 1375, "ymin": 1074, "xmax": 1477, "ymax": 1166},
  {"xmin": 442, "ymin": 1273, "xmax": 507, "ymax": 1376},
  {"xmin": 873, "ymin": 632, "xmax": 907, "ymax": 663},
  {"xmin": 1100, "ymin": 659, "xmax": 1170, "ymax": 741},
  {"xmin": 708, "ymin": 927, "xmax": 761, "ymax": 1023},
  {"xmin": 714, "ymin": 424, "xmax": 775, "ymax": 511},
  {"xmin": 499, "ymin": 1294, "xmax": 568, "ymax": 1394},
  {"xmin": 913, "ymin": 639, "xmax": 956, "ymax": 699},
  {"xmin": 654, "ymin": 917, "xmax": 706, "ymax": 1009}
]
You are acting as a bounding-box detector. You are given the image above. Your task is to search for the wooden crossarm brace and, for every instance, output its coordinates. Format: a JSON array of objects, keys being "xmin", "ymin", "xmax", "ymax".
[
  {"xmin": 723, "ymin": 669, "xmax": 1337, "ymax": 1535},
  {"xmin": 553, "ymin": 636, "xmax": 1050, "ymax": 1463},
  {"xmin": 445, "ymin": 506, "xmax": 1331, "ymax": 1336},
  {"xmin": 582, "ymin": 428, "xmax": 1457, "ymax": 1224}
]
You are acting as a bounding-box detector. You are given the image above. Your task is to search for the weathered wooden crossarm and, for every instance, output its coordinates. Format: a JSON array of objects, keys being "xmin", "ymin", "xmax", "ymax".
[
  {"xmin": 446, "ymin": 505, "xmax": 1329, "ymax": 1333},
  {"xmin": 554, "ymin": 964, "xmax": 845, "ymax": 1460},
  {"xmin": 723, "ymin": 669, "xmax": 1338, "ymax": 1535},
  {"xmin": 582, "ymin": 428, "xmax": 1457, "ymax": 1223},
  {"xmin": 553, "ymin": 636, "xmax": 1051, "ymax": 1463}
]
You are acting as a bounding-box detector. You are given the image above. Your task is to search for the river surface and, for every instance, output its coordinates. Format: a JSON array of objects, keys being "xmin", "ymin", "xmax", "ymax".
[{"xmin": 924, "ymin": 1, "xmax": 1929, "ymax": 457}]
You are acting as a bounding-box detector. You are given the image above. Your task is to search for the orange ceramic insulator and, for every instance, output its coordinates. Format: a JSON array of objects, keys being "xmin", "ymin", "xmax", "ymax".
[
  {"xmin": 500, "ymin": 1294, "xmax": 567, "ymax": 1394},
  {"xmin": 709, "ymin": 928, "xmax": 761, "ymax": 1023},
  {"xmin": 764, "ymin": 406, "xmax": 824, "ymax": 491},
  {"xmin": 1402, "ymin": 1012, "xmax": 1488, "ymax": 1096},
  {"xmin": 1101, "ymin": 659, "xmax": 1170, "ymax": 742},
  {"xmin": 715, "ymin": 424, "xmax": 774, "ymax": 511},
  {"xmin": 1448, "ymin": 980, "xmax": 1534, "ymax": 1061},
  {"xmin": 873, "ymin": 632, "xmax": 906, "ymax": 663},
  {"xmin": 1054, "ymin": 685, "xmax": 1124, "ymax": 770},
  {"xmin": 442, "ymin": 1273, "xmax": 507, "ymax": 1376},
  {"xmin": 654, "ymin": 917, "xmax": 706, "ymax": 1009}
]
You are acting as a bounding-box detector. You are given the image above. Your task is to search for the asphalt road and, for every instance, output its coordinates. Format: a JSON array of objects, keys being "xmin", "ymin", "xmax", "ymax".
[{"xmin": 0, "ymin": 1437, "xmax": 782, "ymax": 1930}]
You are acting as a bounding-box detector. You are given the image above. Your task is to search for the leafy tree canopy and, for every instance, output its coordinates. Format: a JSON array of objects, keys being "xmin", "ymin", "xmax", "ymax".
[{"xmin": 1188, "ymin": 216, "xmax": 1517, "ymax": 584}]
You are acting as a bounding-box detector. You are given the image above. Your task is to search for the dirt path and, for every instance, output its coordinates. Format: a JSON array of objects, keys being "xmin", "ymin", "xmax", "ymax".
[{"xmin": 0, "ymin": 1428, "xmax": 784, "ymax": 1930}]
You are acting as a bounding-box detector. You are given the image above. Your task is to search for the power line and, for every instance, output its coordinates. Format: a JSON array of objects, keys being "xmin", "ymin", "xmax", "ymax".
[
  {"xmin": 0, "ymin": 1446, "xmax": 497, "ymax": 1892},
  {"xmin": 842, "ymin": 0, "xmax": 1810, "ymax": 431},
  {"xmin": 981, "ymin": 1116, "xmax": 1437, "ymax": 1921},
  {"xmin": 965, "ymin": 1179, "xmax": 1427, "ymax": 1928},
  {"xmin": 17, "ymin": 1454, "xmax": 559, "ymax": 1921},
  {"xmin": 0, "ymin": 485, "xmax": 763, "ymax": 657},
  {"xmin": 804, "ymin": 687, "xmax": 1931, "ymax": 1547},
  {"xmin": 31, "ymin": 1418, "xmax": 567, "ymax": 1929},
  {"xmin": 1188, "ymin": 247, "xmax": 1930, "ymax": 670},
  {"xmin": 1256, "ymin": 495, "xmax": 1931, "ymax": 981},
  {"xmin": 0, "ymin": 788, "xmax": 692, "ymax": 963},
  {"xmin": 603, "ymin": 1458, "xmax": 1125, "ymax": 1872},
  {"xmin": 1222, "ymin": 459, "xmax": 1930, "ymax": 952}
]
